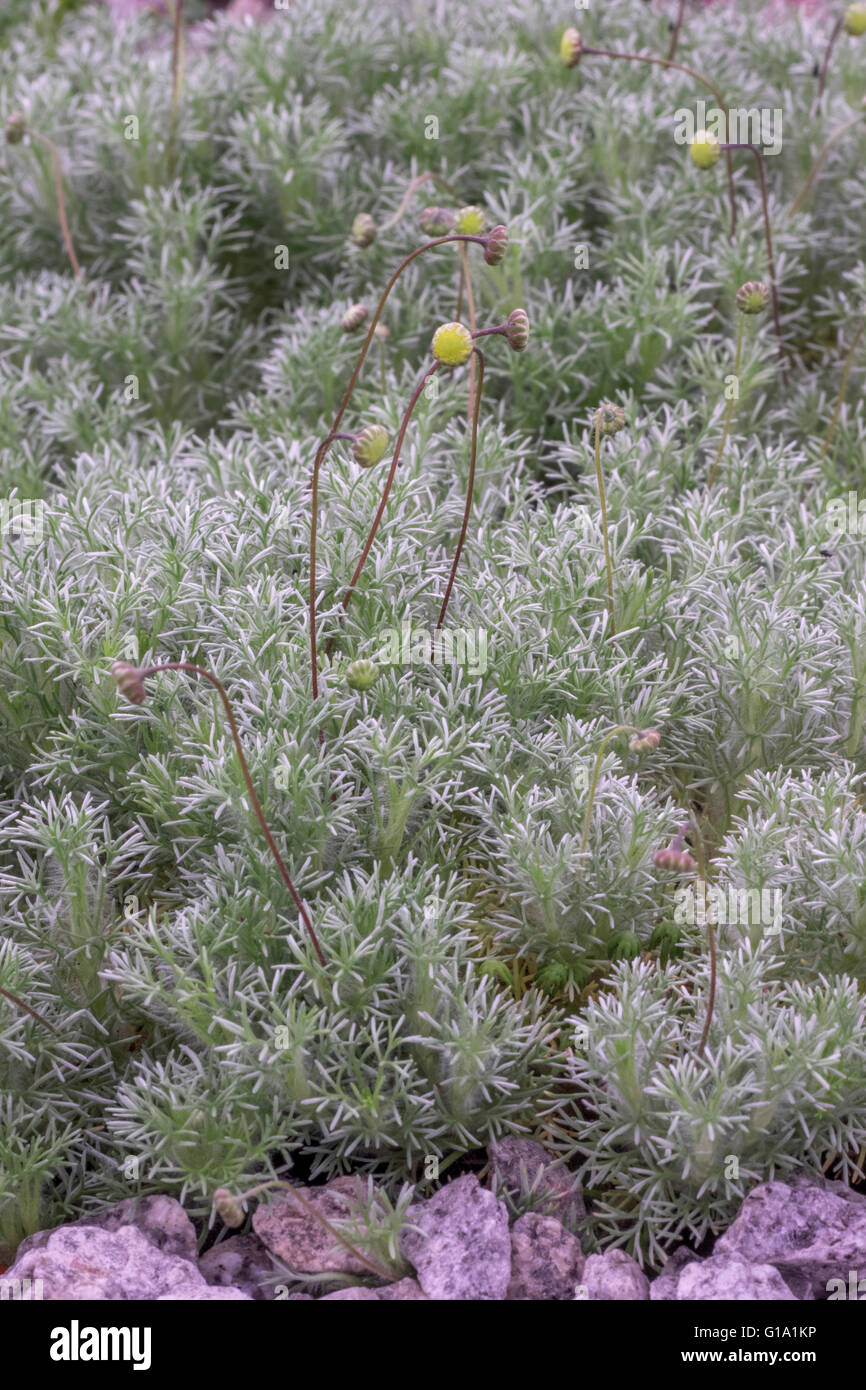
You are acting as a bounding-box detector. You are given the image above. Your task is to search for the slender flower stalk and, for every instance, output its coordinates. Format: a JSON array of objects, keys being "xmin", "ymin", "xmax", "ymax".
[
  {"xmin": 720, "ymin": 143, "xmax": 784, "ymax": 369},
  {"xmin": 378, "ymin": 170, "xmax": 461, "ymax": 232},
  {"xmin": 691, "ymin": 822, "xmax": 717, "ymax": 1058},
  {"xmin": 822, "ymin": 317, "xmax": 865, "ymax": 460},
  {"xmin": 788, "ymin": 108, "xmax": 865, "ymax": 217},
  {"xmin": 591, "ymin": 402, "xmax": 627, "ymax": 635},
  {"xmin": 707, "ymin": 313, "xmax": 744, "ymax": 490},
  {"xmin": 578, "ymin": 725, "xmax": 661, "ymax": 862},
  {"xmin": 437, "ymin": 349, "xmax": 485, "ymax": 630},
  {"xmin": 816, "ymin": 15, "xmax": 845, "ymax": 101},
  {"xmin": 668, "ymin": 0, "xmax": 687, "ymax": 61},
  {"xmin": 0, "ymin": 984, "xmax": 57, "ymax": 1035},
  {"xmin": 305, "ymin": 233, "xmax": 493, "ymax": 696},
  {"xmin": 213, "ymin": 1181, "xmax": 394, "ymax": 1280},
  {"xmin": 707, "ymin": 281, "xmax": 770, "ymax": 488},
  {"xmin": 572, "ymin": 42, "xmax": 739, "ymax": 239},
  {"xmin": 6, "ymin": 116, "xmax": 83, "ymax": 280},
  {"xmin": 111, "ymin": 661, "xmax": 327, "ymax": 969},
  {"xmin": 166, "ymin": 0, "xmax": 184, "ymax": 179}
]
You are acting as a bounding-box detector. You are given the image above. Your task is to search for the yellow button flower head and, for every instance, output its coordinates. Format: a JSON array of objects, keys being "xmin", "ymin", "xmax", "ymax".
[
  {"xmin": 352, "ymin": 424, "xmax": 389, "ymax": 468},
  {"xmin": 560, "ymin": 27, "xmax": 582, "ymax": 68},
  {"xmin": 432, "ymin": 321, "xmax": 474, "ymax": 366},
  {"xmin": 844, "ymin": 4, "xmax": 866, "ymax": 35},
  {"xmin": 690, "ymin": 130, "xmax": 721, "ymax": 170},
  {"xmin": 454, "ymin": 205, "xmax": 487, "ymax": 235}
]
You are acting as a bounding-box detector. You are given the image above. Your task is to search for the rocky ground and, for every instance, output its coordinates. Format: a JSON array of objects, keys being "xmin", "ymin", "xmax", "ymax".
[{"xmin": 5, "ymin": 1140, "xmax": 865, "ymax": 1300}]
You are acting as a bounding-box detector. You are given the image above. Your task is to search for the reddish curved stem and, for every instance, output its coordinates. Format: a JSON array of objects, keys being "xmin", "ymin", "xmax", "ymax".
[
  {"xmin": 581, "ymin": 46, "xmax": 738, "ymax": 240},
  {"xmin": 817, "ymin": 16, "xmax": 843, "ymax": 101},
  {"xmin": 322, "ymin": 362, "xmax": 441, "ymax": 659},
  {"xmin": 437, "ymin": 349, "xmax": 485, "ymax": 630},
  {"xmin": 667, "ymin": 0, "xmax": 687, "ymax": 61},
  {"xmin": 139, "ymin": 662, "xmax": 326, "ymax": 968}
]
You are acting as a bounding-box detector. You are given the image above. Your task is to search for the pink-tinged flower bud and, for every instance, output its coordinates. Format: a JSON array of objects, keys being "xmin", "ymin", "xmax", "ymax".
[
  {"xmin": 735, "ymin": 281, "xmax": 771, "ymax": 315},
  {"xmin": 213, "ymin": 1188, "xmax": 245, "ymax": 1229},
  {"xmin": 350, "ymin": 213, "xmax": 376, "ymax": 247},
  {"xmin": 483, "ymin": 224, "xmax": 509, "ymax": 266},
  {"xmin": 352, "ymin": 424, "xmax": 389, "ymax": 468},
  {"xmin": 341, "ymin": 303, "xmax": 369, "ymax": 334},
  {"xmin": 506, "ymin": 308, "xmax": 530, "ymax": 351},
  {"xmin": 593, "ymin": 401, "xmax": 627, "ymax": 436},
  {"xmin": 419, "ymin": 206, "xmax": 456, "ymax": 237},
  {"xmin": 629, "ymin": 728, "xmax": 661, "ymax": 752},
  {"xmin": 111, "ymin": 661, "xmax": 147, "ymax": 705}
]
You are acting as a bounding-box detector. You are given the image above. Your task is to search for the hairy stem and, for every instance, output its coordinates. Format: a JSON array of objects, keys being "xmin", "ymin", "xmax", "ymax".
[{"xmin": 138, "ymin": 662, "xmax": 326, "ymax": 968}]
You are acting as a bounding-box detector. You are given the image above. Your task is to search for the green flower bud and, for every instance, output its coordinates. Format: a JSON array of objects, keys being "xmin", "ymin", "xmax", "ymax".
[
  {"xmin": 735, "ymin": 281, "xmax": 771, "ymax": 315},
  {"xmin": 346, "ymin": 658, "xmax": 379, "ymax": 691},
  {"xmin": 506, "ymin": 308, "xmax": 530, "ymax": 352},
  {"xmin": 690, "ymin": 131, "xmax": 721, "ymax": 170},
  {"xmin": 432, "ymin": 320, "xmax": 474, "ymax": 365},
  {"xmin": 5, "ymin": 111, "xmax": 26, "ymax": 145},
  {"xmin": 534, "ymin": 961, "xmax": 572, "ymax": 995},
  {"xmin": 341, "ymin": 303, "xmax": 369, "ymax": 334},
  {"xmin": 560, "ymin": 27, "xmax": 582, "ymax": 68},
  {"xmin": 352, "ymin": 425, "xmax": 389, "ymax": 468},
  {"xmin": 350, "ymin": 213, "xmax": 376, "ymax": 247},
  {"xmin": 844, "ymin": 4, "xmax": 866, "ymax": 35},
  {"xmin": 454, "ymin": 205, "xmax": 487, "ymax": 235}
]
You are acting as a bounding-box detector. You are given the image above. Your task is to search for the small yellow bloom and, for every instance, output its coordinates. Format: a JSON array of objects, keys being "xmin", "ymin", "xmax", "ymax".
[
  {"xmin": 690, "ymin": 131, "xmax": 721, "ymax": 170},
  {"xmin": 432, "ymin": 321, "xmax": 474, "ymax": 366}
]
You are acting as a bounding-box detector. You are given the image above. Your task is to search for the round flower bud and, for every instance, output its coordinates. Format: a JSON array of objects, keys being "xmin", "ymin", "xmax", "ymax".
[
  {"xmin": 352, "ymin": 424, "xmax": 389, "ymax": 468},
  {"xmin": 454, "ymin": 205, "xmax": 487, "ymax": 235},
  {"xmin": 346, "ymin": 658, "xmax": 379, "ymax": 691},
  {"xmin": 432, "ymin": 320, "xmax": 474, "ymax": 366},
  {"xmin": 653, "ymin": 847, "xmax": 697, "ymax": 873},
  {"xmin": 844, "ymin": 4, "xmax": 866, "ymax": 35},
  {"xmin": 5, "ymin": 111, "xmax": 26, "ymax": 145},
  {"xmin": 213, "ymin": 1188, "xmax": 245, "ymax": 1229},
  {"xmin": 629, "ymin": 728, "xmax": 661, "ymax": 752},
  {"xmin": 735, "ymin": 281, "xmax": 771, "ymax": 315},
  {"xmin": 690, "ymin": 130, "xmax": 721, "ymax": 170},
  {"xmin": 111, "ymin": 660, "xmax": 147, "ymax": 705},
  {"xmin": 373, "ymin": 322, "xmax": 390, "ymax": 343},
  {"xmin": 341, "ymin": 303, "xmax": 369, "ymax": 334},
  {"xmin": 593, "ymin": 401, "xmax": 627, "ymax": 436},
  {"xmin": 483, "ymin": 224, "xmax": 509, "ymax": 266},
  {"xmin": 350, "ymin": 213, "xmax": 376, "ymax": 247},
  {"xmin": 419, "ymin": 206, "xmax": 456, "ymax": 237},
  {"xmin": 560, "ymin": 27, "xmax": 582, "ymax": 68},
  {"xmin": 506, "ymin": 308, "xmax": 530, "ymax": 352}
]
